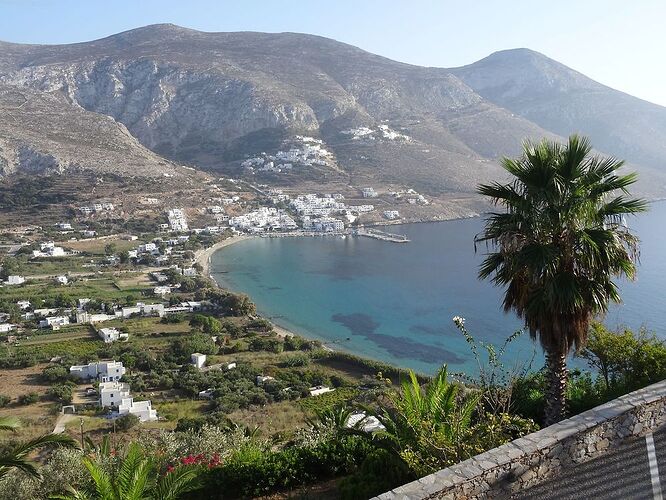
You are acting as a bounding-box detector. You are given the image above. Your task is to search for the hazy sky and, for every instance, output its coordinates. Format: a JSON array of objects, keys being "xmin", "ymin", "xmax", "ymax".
[{"xmin": 1, "ymin": 0, "xmax": 665, "ymax": 106}]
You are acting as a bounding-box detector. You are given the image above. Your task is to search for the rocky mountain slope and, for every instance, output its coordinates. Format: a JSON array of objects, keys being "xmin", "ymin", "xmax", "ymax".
[
  {"xmin": 0, "ymin": 84, "xmax": 184, "ymax": 177},
  {"xmin": 0, "ymin": 25, "xmax": 664, "ymax": 197},
  {"xmin": 450, "ymin": 48, "xmax": 666, "ymax": 174}
]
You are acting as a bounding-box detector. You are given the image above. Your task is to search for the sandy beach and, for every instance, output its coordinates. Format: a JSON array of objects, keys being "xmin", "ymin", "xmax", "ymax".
[
  {"xmin": 196, "ymin": 234, "xmax": 335, "ymax": 348},
  {"xmin": 194, "ymin": 234, "xmax": 252, "ymax": 278}
]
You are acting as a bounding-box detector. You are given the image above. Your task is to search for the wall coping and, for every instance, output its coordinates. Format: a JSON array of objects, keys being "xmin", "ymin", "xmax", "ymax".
[{"xmin": 374, "ymin": 378, "xmax": 666, "ymax": 500}]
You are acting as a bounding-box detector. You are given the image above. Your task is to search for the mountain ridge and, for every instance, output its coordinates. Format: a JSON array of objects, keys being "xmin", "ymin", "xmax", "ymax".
[{"xmin": 0, "ymin": 24, "xmax": 664, "ymax": 198}]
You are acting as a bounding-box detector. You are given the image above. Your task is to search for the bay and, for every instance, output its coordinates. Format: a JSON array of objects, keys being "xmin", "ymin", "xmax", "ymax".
[{"xmin": 210, "ymin": 201, "xmax": 666, "ymax": 375}]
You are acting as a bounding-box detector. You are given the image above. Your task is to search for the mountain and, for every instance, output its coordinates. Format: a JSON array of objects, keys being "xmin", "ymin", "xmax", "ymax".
[
  {"xmin": 0, "ymin": 26, "xmax": 664, "ymax": 198},
  {"xmin": 0, "ymin": 84, "xmax": 184, "ymax": 177},
  {"xmin": 450, "ymin": 48, "xmax": 666, "ymax": 173}
]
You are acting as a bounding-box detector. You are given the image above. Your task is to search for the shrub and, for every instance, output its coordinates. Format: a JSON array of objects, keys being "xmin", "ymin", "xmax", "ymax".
[
  {"xmin": 18, "ymin": 392, "xmax": 39, "ymax": 405},
  {"xmin": 42, "ymin": 364, "xmax": 70, "ymax": 383},
  {"xmin": 115, "ymin": 413, "xmax": 140, "ymax": 431},
  {"xmin": 0, "ymin": 394, "xmax": 10, "ymax": 407},
  {"xmin": 47, "ymin": 383, "xmax": 74, "ymax": 404}
]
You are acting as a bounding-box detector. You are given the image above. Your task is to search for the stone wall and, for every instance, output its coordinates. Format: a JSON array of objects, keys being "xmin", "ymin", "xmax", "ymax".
[{"xmin": 374, "ymin": 379, "xmax": 666, "ymax": 500}]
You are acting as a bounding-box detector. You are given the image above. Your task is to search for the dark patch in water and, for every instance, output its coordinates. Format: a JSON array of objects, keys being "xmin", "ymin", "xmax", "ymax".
[
  {"xmin": 409, "ymin": 324, "xmax": 443, "ymax": 336},
  {"xmin": 331, "ymin": 313, "xmax": 379, "ymax": 336},
  {"xmin": 267, "ymin": 286, "xmax": 282, "ymax": 291},
  {"xmin": 332, "ymin": 313, "xmax": 464, "ymax": 365}
]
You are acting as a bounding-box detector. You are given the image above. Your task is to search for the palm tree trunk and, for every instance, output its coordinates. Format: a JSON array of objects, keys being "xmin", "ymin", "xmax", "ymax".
[{"xmin": 544, "ymin": 348, "xmax": 568, "ymax": 425}]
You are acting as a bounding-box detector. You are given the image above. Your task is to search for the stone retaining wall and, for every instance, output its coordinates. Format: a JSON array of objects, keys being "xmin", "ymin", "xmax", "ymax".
[{"xmin": 374, "ymin": 379, "xmax": 666, "ymax": 499}]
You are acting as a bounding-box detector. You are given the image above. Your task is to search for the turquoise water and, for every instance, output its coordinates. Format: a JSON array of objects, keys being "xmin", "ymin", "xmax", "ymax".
[{"xmin": 210, "ymin": 202, "xmax": 666, "ymax": 375}]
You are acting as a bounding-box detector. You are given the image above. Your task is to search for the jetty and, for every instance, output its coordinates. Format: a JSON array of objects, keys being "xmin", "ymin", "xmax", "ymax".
[{"xmin": 355, "ymin": 227, "xmax": 410, "ymax": 243}]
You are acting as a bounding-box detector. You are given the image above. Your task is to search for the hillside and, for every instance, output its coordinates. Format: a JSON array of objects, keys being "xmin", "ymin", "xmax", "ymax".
[
  {"xmin": 0, "ymin": 26, "xmax": 664, "ymax": 197},
  {"xmin": 450, "ymin": 48, "xmax": 666, "ymax": 174},
  {"xmin": 0, "ymin": 84, "xmax": 185, "ymax": 178}
]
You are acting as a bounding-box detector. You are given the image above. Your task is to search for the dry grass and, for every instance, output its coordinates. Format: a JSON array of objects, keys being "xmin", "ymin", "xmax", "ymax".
[
  {"xmin": 60, "ymin": 237, "xmax": 143, "ymax": 255},
  {"xmin": 228, "ymin": 400, "xmax": 309, "ymax": 438},
  {"xmin": 0, "ymin": 363, "xmax": 50, "ymax": 398}
]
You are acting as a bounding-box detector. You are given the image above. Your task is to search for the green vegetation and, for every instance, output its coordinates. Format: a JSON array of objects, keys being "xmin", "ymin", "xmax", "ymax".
[{"xmin": 476, "ymin": 134, "xmax": 647, "ymax": 424}]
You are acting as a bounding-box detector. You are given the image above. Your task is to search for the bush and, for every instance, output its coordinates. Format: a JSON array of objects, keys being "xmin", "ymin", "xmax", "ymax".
[
  {"xmin": 338, "ymin": 448, "xmax": 412, "ymax": 500},
  {"xmin": 47, "ymin": 383, "xmax": 74, "ymax": 404},
  {"xmin": 282, "ymin": 354, "xmax": 310, "ymax": 367},
  {"xmin": 18, "ymin": 392, "xmax": 39, "ymax": 405},
  {"xmin": 199, "ymin": 435, "xmax": 374, "ymax": 498},
  {"xmin": 41, "ymin": 364, "xmax": 70, "ymax": 383},
  {"xmin": 115, "ymin": 413, "xmax": 140, "ymax": 431},
  {"xmin": 0, "ymin": 395, "xmax": 10, "ymax": 407}
]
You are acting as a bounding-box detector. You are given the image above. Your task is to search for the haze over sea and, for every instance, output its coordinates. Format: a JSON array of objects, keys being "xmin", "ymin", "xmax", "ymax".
[{"xmin": 211, "ymin": 201, "xmax": 666, "ymax": 375}]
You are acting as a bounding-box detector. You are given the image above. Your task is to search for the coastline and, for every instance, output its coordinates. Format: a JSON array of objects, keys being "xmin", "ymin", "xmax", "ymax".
[
  {"xmin": 196, "ymin": 234, "xmax": 314, "ymax": 343},
  {"xmin": 195, "ymin": 234, "xmax": 252, "ymax": 278}
]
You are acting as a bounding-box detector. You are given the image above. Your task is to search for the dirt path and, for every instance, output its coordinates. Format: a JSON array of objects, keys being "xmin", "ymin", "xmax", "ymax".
[{"xmin": 52, "ymin": 413, "xmax": 76, "ymax": 434}]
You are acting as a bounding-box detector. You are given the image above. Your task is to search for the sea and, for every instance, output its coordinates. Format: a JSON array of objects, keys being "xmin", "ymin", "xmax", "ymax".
[{"xmin": 210, "ymin": 201, "xmax": 666, "ymax": 375}]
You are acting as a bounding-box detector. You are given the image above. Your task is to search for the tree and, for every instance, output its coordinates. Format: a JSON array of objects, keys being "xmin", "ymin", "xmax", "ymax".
[
  {"xmin": 104, "ymin": 243, "xmax": 117, "ymax": 256},
  {"xmin": 55, "ymin": 442, "xmax": 201, "ymax": 500},
  {"xmin": 476, "ymin": 135, "xmax": 647, "ymax": 424},
  {"xmin": 0, "ymin": 416, "xmax": 77, "ymax": 479},
  {"xmin": 579, "ymin": 323, "xmax": 666, "ymax": 392}
]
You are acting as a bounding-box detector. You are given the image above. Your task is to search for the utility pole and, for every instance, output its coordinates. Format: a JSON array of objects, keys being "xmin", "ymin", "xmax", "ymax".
[{"xmin": 80, "ymin": 417, "xmax": 84, "ymax": 448}]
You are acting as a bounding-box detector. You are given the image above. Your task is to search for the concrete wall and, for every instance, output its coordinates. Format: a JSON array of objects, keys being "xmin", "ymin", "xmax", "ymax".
[{"xmin": 374, "ymin": 379, "xmax": 666, "ymax": 500}]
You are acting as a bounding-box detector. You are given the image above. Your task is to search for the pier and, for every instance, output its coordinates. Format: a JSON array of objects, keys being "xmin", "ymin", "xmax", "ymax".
[{"xmin": 355, "ymin": 227, "xmax": 410, "ymax": 243}]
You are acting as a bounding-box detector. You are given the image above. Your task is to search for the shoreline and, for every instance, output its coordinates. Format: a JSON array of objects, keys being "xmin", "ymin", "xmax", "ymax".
[
  {"xmin": 195, "ymin": 235, "xmax": 315, "ymax": 344},
  {"xmin": 195, "ymin": 234, "xmax": 252, "ymax": 278}
]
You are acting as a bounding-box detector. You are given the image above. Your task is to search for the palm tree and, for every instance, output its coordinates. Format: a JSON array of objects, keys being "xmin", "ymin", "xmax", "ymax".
[
  {"xmin": 476, "ymin": 135, "xmax": 646, "ymax": 425},
  {"xmin": 55, "ymin": 442, "xmax": 201, "ymax": 500},
  {"xmin": 0, "ymin": 416, "xmax": 77, "ymax": 479},
  {"xmin": 372, "ymin": 367, "xmax": 481, "ymax": 475}
]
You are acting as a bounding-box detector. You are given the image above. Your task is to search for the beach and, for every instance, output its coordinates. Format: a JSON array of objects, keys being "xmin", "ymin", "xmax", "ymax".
[
  {"xmin": 195, "ymin": 234, "xmax": 315, "ymax": 341},
  {"xmin": 194, "ymin": 234, "xmax": 252, "ymax": 278}
]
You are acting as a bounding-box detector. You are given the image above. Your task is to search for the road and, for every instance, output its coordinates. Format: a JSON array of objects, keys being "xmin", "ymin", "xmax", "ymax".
[{"xmin": 515, "ymin": 425, "xmax": 666, "ymax": 499}]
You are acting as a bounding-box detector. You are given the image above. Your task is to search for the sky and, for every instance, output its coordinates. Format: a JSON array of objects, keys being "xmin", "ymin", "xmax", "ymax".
[{"xmin": 1, "ymin": 0, "xmax": 665, "ymax": 106}]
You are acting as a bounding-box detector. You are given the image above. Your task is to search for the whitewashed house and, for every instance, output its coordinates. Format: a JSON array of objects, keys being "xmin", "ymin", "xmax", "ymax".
[
  {"xmin": 118, "ymin": 398, "xmax": 157, "ymax": 422},
  {"xmin": 4, "ymin": 275, "xmax": 25, "ymax": 285},
  {"xmin": 309, "ymin": 386, "xmax": 334, "ymax": 397},
  {"xmin": 98, "ymin": 327, "xmax": 128, "ymax": 343},
  {"xmin": 55, "ymin": 275, "xmax": 69, "ymax": 285},
  {"xmin": 383, "ymin": 210, "xmax": 400, "ymax": 220},
  {"xmin": 39, "ymin": 316, "xmax": 70, "ymax": 329},
  {"xmin": 0, "ymin": 324, "xmax": 16, "ymax": 333},
  {"xmin": 69, "ymin": 361, "xmax": 126, "ymax": 382},
  {"xmin": 16, "ymin": 300, "xmax": 31, "ymax": 310},
  {"xmin": 99, "ymin": 381, "xmax": 131, "ymax": 407},
  {"xmin": 191, "ymin": 353, "xmax": 206, "ymax": 369}
]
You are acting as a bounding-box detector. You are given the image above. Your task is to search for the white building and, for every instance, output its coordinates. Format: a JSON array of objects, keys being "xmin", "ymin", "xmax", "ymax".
[
  {"xmin": 98, "ymin": 327, "xmax": 128, "ymax": 343},
  {"xmin": 383, "ymin": 210, "xmax": 400, "ymax": 220},
  {"xmin": 120, "ymin": 303, "xmax": 165, "ymax": 318},
  {"xmin": 55, "ymin": 275, "xmax": 69, "ymax": 285},
  {"xmin": 16, "ymin": 300, "xmax": 31, "ymax": 310},
  {"xmin": 69, "ymin": 361, "xmax": 126, "ymax": 382},
  {"xmin": 39, "ymin": 316, "xmax": 70, "ymax": 329},
  {"xmin": 256, "ymin": 375, "xmax": 275, "ymax": 385},
  {"xmin": 118, "ymin": 398, "xmax": 157, "ymax": 422},
  {"xmin": 313, "ymin": 218, "xmax": 345, "ymax": 232},
  {"xmin": 33, "ymin": 242, "xmax": 66, "ymax": 258},
  {"xmin": 167, "ymin": 209, "xmax": 189, "ymax": 232},
  {"xmin": 346, "ymin": 412, "xmax": 386, "ymax": 433},
  {"xmin": 153, "ymin": 286, "xmax": 171, "ymax": 296},
  {"xmin": 76, "ymin": 311, "xmax": 115, "ymax": 324},
  {"xmin": 99, "ymin": 381, "xmax": 131, "ymax": 407},
  {"xmin": 362, "ymin": 187, "xmax": 378, "ymax": 198},
  {"xmin": 309, "ymin": 386, "xmax": 335, "ymax": 396},
  {"xmin": 191, "ymin": 353, "xmax": 206, "ymax": 369},
  {"xmin": 0, "ymin": 324, "xmax": 16, "ymax": 333},
  {"xmin": 4, "ymin": 275, "xmax": 25, "ymax": 285}
]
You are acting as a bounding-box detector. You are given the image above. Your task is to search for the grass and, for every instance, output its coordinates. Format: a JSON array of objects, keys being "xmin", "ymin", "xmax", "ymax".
[
  {"xmin": 60, "ymin": 237, "xmax": 144, "ymax": 255},
  {"xmin": 0, "ymin": 276, "xmax": 151, "ymax": 303},
  {"xmin": 228, "ymin": 400, "xmax": 310, "ymax": 438}
]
